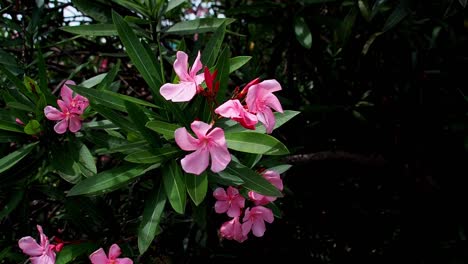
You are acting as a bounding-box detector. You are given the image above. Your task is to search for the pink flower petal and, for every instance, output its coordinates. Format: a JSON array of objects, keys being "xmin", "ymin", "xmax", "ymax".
[
  {"xmin": 189, "ymin": 51, "xmax": 203, "ymax": 78},
  {"xmin": 173, "ymin": 51, "xmax": 190, "ymax": 81},
  {"xmin": 259, "ymin": 79, "xmax": 282, "ymax": 93},
  {"xmin": 257, "ymin": 107, "xmax": 275, "ymax": 134},
  {"xmin": 251, "ymin": 218, "xmax": 266, "ymax": 237},
  {"xmin": 174, "ymin": 127, "xmax": 199, "ymax": 151},
  {"xmin": 89, "ymin": 248, "xmax": 108, "ymax": 264},
  {"xmin": 116, "ymin": 257, "xmax": 133, "ymax": 264},
  {"xmin": 209, "ymin": 144, "xmax": 231, "ymax": 173},
  {"xmin": 108, "ymin": 244, "xmax": 121, "ymax": 260},
  {"xmin": 30, "ymin": 253, "xmax": 56, "ymax": 264},
  {"xmin": 194, "ymin": 73, "xmax": 204, "ymax": 85},
  {"xmin": 60, "ymin": 80, "xmax": 76, "ymax": 105},
  {"xmin": 18, "ymin": 236, "xmax": 43, "ymax": 256},
  {"xmin": 257, "ymin": 206, "xmax": 274, "ymax": 223},
  {"xmin": 263, "ymin": 170, "xmax": 283, "ymax": 190},
  {"xmin": 264, "ymin": 93, "xmax": 284, "ymax": 113},
  {"xmin": 54, "ymin": 119, "xmax": 68, "ymax": 134},
  {"xmin": 213, "ymin": 187, "xmax": 227, "ymax": 200},
  {"xmin": 180, "ymin": 148, "xmax": 209, "ymax": 175},
  {"xmin": 226, "ymin": 204, "xmax": 242, "ymax": 218},
  {"xmin": 57, "ymin": 100, "xmax": 69, "ymax": 113},
  {"xmin": 214, "ymin": 200, "xmax": 229, "ymax": 214},
  {"xmin": 226, "ymin": 186, "xmax": 239, "ymax": 197},
  {"xmin": 68, "ymin": 116, "xmax": 82, "ymax": 133},
  {"xmin": 245, "ymin": 85, "xmax": 259, "ymax": 113},
  {"xmin": 241, "ymin": 219, "xmax": 253, "ymax": 237},
  {"xmin": 160, "ymin": 82, "xmax": 197, "ymax": 102},
  {"xmin": 191, "ymin": 121, "xmax": 212, "ymax": 139},
  {"xmin": 44, "ymin": 106, "xmax": 64, "ymax": 121},
  {"xmin": 214, "ymin": 100, "xmax": 243, "ymax": 118}
]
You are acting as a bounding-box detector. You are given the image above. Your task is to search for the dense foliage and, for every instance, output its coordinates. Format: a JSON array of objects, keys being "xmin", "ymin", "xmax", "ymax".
[{"xmin": 1, "ymin": 0, "xmax": 467, "ymax": 263}]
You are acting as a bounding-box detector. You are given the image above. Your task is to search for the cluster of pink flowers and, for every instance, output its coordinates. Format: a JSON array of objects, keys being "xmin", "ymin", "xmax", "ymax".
[
  {"xmin": 213, "ymin": 170, "xmax": 284, "ymax": 242},
  {"xmin": 44, "ymin": 80, "xmax": 89, "ymax": 134},
  {"xmin": 18, "ymin": 225, "xmax": 132, "ymax": 264},
  {"xmin": 163, "ymin": 51, "xmax": 283, "ymax": 175}
]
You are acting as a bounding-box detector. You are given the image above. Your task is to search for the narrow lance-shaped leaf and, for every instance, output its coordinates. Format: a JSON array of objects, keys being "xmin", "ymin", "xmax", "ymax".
[
  {"xmin": 215, "ymin": 46, "xmax": 230, "ymax": 103},
  {"xmin": 61, "ymin": 24, "xmax": 117, "ymax": 36},
  {"xmin": 125, "ymin": 101, "xmax": 160, "ymax": 147},
  {"xmin": 162, "ymin": 160, "xmax": 186, "ymax": 214},
  {"xmin": 225, "ymin": 132, "xmax": 289, "ymax": 155},
  {"xmin": 91, "ymin": 103, "xmax": 138, "ymax": 134},
  {"xmin": 0, "ymin": 142, "xmax": 38, "ymax": 174},
  {"xmin": 70, "ymin": 85, "xmax": 159, "ymax": 113},
  {"xmin": 202, "ymin": 22, "xmax": 226, "ymax": 68},
  {"xmin": 229, "ymin": 56, "xmax": 251, "ymax": 73},
  {"xmin": 138, "ymin": 182, "xmax": 166, "ymax": 254},
  {"xmin": 112, "ymin": 11, "xmax": 164, "ymax": 101},
  {"xmin": 97, "ymin": 60, "xmax": 121, "ymax": 90},
  {"xmin": 68, "ymin": 164, "xmax": 158, "ymax": 196},
  {"xmin": 146, "ymin": 120, "xmax": 180, "ymax": 140},
  {"xmin": 294, "ymin": 16, "xmax": 312, "ymax": 49},
  {"xmin": 124, "ymin": 146, "xmax": 182, "ymax": 164},
  {"xmin": 221, "ymin": 110, "xmax": 300, "ymax": 133},
  {"xmin": 220, "ymin": 161, "xmax": 283, "ymax": 197},
  {"xmin": 185, "ymin": 171, "xmax": 208, "ymax": 206},
  {"xmin": 165, "ymin": 18, "xmax": 235, "ymax": 35}
]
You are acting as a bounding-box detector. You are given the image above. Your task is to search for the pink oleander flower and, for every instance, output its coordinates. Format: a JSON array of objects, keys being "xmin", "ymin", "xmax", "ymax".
[
  {"xmin": 18, "ymin": 225, "xmax": 56, "ymax": 264},
  {"xmin": 60, "ymin": 80, "xmax": 89, "ymax": 114},
  {"xmin": 175, "ymin": 120, "xmax": 231, "ymax": 175},
  {"xmin": 160, "ymin": 51, "xmax": 204, "ymax": 102},
  {"xmin": 246, "ymin": 79, "xmax": 284, "ymax": 134},
  {"xmin": 220, "ymin": 217, "xmax": 247, "ymax": 243},
  {"xmin": 89, "ymin": 244, "xmax": 133, "ymax": 264},
  {"xmin": 213, "ymin": 186, "xmax": 245, "ymax": 217},
  {"xmin": 215, "ymin": 99, "xmax": 258, "ymax": 130},
  {"xmin": 44, "ymin": 100, "xmax": 83, "ymax": 134},
  {"xmin": 248, "ymin": 170, "xmax": 284, "ymax": 205},
  {"xmin": 242, "ymin": 206, "xmax": 274, "ymax": 237},
  {"xmin": 44, "ymin": 81, "xmax": 89, "ymax": 134}
]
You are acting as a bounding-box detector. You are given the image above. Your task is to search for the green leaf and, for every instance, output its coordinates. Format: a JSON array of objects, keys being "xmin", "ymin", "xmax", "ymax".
[
  {"xmin": 229, "ymin": 56, "xmax": 251, "ymax": 73},
  {"xmin": 0, "ymin": 191, "xmax": 24, "ymax": 220},
  {"xmin": 162, "ymin": 160, "xmax": 186, "ymax": 214},
  {"xmin": 51, "ymin": 142, "xmax": 82, "ymax": 184},
  {"xmin": 222, "ymin": 161, "xmax": 283, "ymax": 197},
  {"xmin": 80, "ymin": 73, "xmax": 107, "ymax": 88},
  {"xmin": 23, "ymin": 120, "xmax": 41, "ymax": 135},
  {"xmin": 382, "ymin": 2, "xmax": 410, "ymax": 32},
  {"xmin": 225, "ymin": 132, "xmax": 289, "ymax": 155},
  {"xmin": 267, "ymin": 164, "xmax": 292, "ymax": 174},
  {"xmin": 202, "ymin": 22, "xmax": 226, "ymax": 68},
  {"xmin": 215, "ymin": 46, "xmax": 230, "ymax": 103},
  {"xmin": 0, "ymin": 120, "xmax": 24, "ymax": 133},
  {"xmin": 165, "ymin": 0, "xmax": 187, "ymax": 13},
  {"xmin": 61, "ymin": 24, "xmax": 117, "ymax": 36},
  {"xmin": 125, "ymin": 101, "xmax": 160, "ymax": 147},
  {"xmin": 165, "ymin": 18, "xmax": 235, "ymax": 35},
  {"xmin": 0, "ymin": 65, "xmax": 28, "ymax": 94},
  {"xmin": 303, "ymin": 0, "xmax": 337, "ymax": 3},
  {"xmin": 55, "ymin": 242, "xmax": 96, "ymax": 264},
  {"xmin": 112, "ymin": 11, "xmax": 163, "ymax": 100},
  {"xmin": 185, "ymin": 171, "xmax": 208, "ymax": 206},
  {"xmin": 221, "ymin": 110, "xmax": 300, "ymax": 133},
  {"xmin": 294, "ymin": 16, "xmax": 312, "ymax": 49},
  {"xmin": 138, "ymin": 182, "xmax": 166, "ymax": 254},
  {"xmin": 81, "ymin": 120, "xmax": 118, "ymax": 130},
  {"xmin": 210, "ymin": 170, "xmax": 244, "ymax": 186},
  {"xmin": 6, "ymin": 102, "xmax": 34, "ymax": 112},
  {"xmin": 77, "ymin": 143, "xmax": 97, "ymax": 177},
  {"xmin": 124, "ymin": 147, "xmax": 182, "ymax": 164},
  {"xmin": 67, "ymin": 164, "xmax": 158, "ymax": 196},
  {"xmin": 70, "ymin": 85, "xmax": 159, "ymax": 113},
  {"xmin": 97, "ymin": 60, "xmax": 121, "ymax": 90},
  {"xmin": 72, "ymin": 0, "xmax": 112, "ymax": 23},
  {"xmin": 96, "ymin": 140, "xmax": 147, "ymax": 155},
  {"xmin": 112, "ymin": 0, "xmax": 150, "ymax": 17},
  {"xmin": 0, "ymin": 131, "xmax": 22, "ymax": 143},
  {"xmin": 91, "ymin": 104, "xmax": 138, "ymax": 134},
  {"xmin": 0, "ymin": 142, "xmax": 38, "ymax": 174},
  {"xmin": 145, "ymin": 120, "xmax": 180, "ymax": 140}
]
